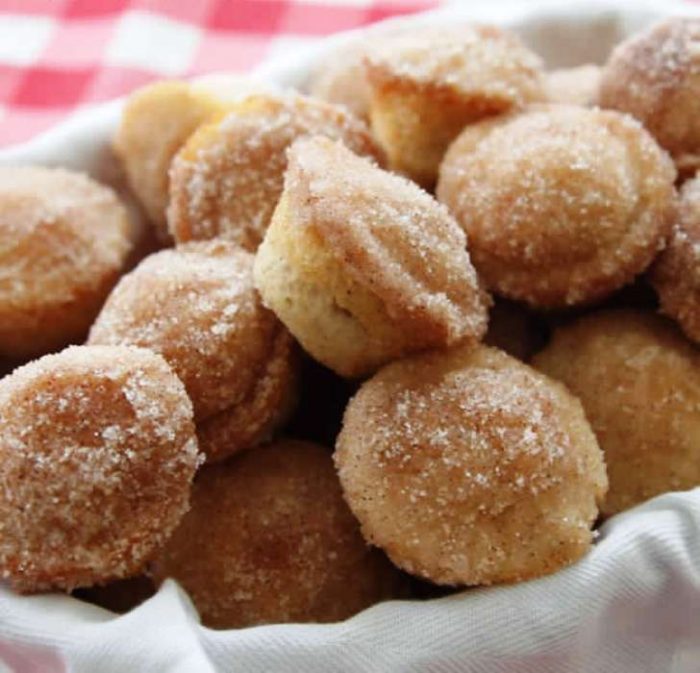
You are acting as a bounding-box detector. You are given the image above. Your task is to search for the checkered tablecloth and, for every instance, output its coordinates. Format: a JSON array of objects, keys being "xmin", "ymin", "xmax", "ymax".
[{"xmin": 0, "ymin": 0, "xmax": 438, "ymax": 148}]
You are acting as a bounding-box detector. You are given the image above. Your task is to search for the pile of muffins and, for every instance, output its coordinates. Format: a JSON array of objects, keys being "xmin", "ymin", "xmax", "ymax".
[{"xmin": 1, "ymin": 17, "xmax": 699, "ymax": 630}]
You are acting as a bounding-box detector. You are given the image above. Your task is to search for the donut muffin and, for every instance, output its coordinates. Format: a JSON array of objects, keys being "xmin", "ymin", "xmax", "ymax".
[
  {"xmin": 533, "ymin": 310, "xmax": 700, "ymax": 516},
  {"xmin": 599, "ymin": 18, "xmax": 700, "ymax": 177},
  {"xmin": 152, "ymin": 440, "xmax": 403, "ymax": 628},
  {"xmin": 364, "ymin": 24, "xmax": 545, "ymax": 187},
  {"xmin": 0, "ymin": 166, "xmax": 133, "ymax": 358},
  {"xmin": 114, "ymin": 78, "xmax": 271, "ymax": 243},
  {"xmin": 89, "ymin": 241, "xmax": 298, "ymax": 462},
  {"xmin": 651, "ymin": 173, "xmax": 700, "ymax": 343},
  {"xmin": 0, "ymin": 345, "xmax": 199, "ymax": 592},
  {"xmin": 437, "ymin": 105, "xmax": 677, "ymax": 308},
  {"xmin": 254, "ymin": 136, "xmax": 489, "ymax": 378},
  {"xmin": 167, "ymin": 93, "xmax": 382, "ymax": 251},
  {"xmin": 335, "ymin": 344, "xmax": 606, "ymax": 586}
]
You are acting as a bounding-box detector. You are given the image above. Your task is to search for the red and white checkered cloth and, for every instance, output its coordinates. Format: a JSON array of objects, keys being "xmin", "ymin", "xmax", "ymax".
[{"xmin": 0, "ymin": 0, "xmax": 438, "ymax": 148}]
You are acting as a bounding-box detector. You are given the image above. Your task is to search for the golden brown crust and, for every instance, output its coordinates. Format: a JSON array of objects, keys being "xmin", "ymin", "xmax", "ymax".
[
  {"xmin": 599, "ymin": 18, "xmax": 700, "ymax": 177},
  {"xmin": 167, "ymin": 93, "xmax": 382, "ymax": 251},
  {"xmin": 364, "ymin": 24, "xmax": 543, "ymax": 100},
  {"xmin": 114, "ymin": 81, "xmax": 226, "ymax": 243},
  {"xmin": 254, "ymin": 137, "xmax": 489, "ymax": 378},
  {"xmin": 545, "ymin": 65, "xmax": 601, "ymax": 106},
  {"xmin": 533, "ymin": 310, "xmax": 700, "ymax": 516},
  {"xmin": 89, "ymin": 240, "xmax": 298, "ymax": 462},
  {"xmin": 0, "ymin": 345, "xmax": 200, "ymax": 592},
  {"xmin": 113, "ymin": 78, "xmax": 271, "ymax": 243},
  {"xmin": 437, "ymin": 105, "xmax": 677, "ymax": 308},
  {"xmin": 286, "ymin": 136, "xmax": 489, "ymax": 345},
  {"xmin": 151, "ymin": 440, "xmax": 403, "ymax": 628},
  {"xmin": 651, "ymin": 175, "xmax": 700, "ymax": 342},
  {"xmin": 335, "ymin": 344, "xmax": 606, "ymax": 586},
  {"xmin": 196, "ymin": 327, "xmax": 299, "ymax": 462},
  {"xmin": 0, "ymin": 166, "xmax": 133, "ymax": 358},
  {"xmin": 363, "ymin": 24, "xmax": 545, "ymax": 187}
]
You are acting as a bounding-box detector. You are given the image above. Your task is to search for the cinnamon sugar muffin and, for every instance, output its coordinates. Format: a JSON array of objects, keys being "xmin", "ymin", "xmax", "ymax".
[
  {"xmin": 335, "ymin": 344, "xmax": 607, "ymax": 586},
  {"xmin": 0, "ymin": 345, "xmax": 200, "ymax": 592},
  {"xmin": 364, "ymin": 24, "xmax": 545, "ymax": 187},
  {"xmin": 0, "ymin": 166, "xmax": 133, "ymax": 358},
  {"xmin": 167, "ymin": 93, "xmax": 382, "ymax": 251},
  {"xmin": 533, "ymin": 310, "xmax": 700, "ymax": 516},
  {"xmin": 437, "ymin": 105, "xmax": 677, "ymax": 308},
  {"xmin": 545, "ymin": 65, "xmax": 601, "ymax": 106},
  {"xmin": 114, "ymin": 78, "xmax": 271, "ymax": 243},
  {"xmin": 599, "ymin": 18, "xmax": 700, "ymax": 177},
  {"xmin": 651, "ymin": 174, "xmax": 700, "ymax": 342},
  {"xmin": 254, "ymin": 136, "xmax": 489, "ymax": 378},
  {"xmin": 89, "ymin": 241, "xmax": 298, "ymax": 462},
  {"xmin": 152, "ymin": 440, "xmax": 403, "ymax": 628}
]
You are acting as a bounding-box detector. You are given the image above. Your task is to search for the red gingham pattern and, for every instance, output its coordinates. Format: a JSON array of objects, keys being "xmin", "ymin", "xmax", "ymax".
[{"xmin": 0, "ymin": 0, "xmax": 438, "ymax": 147}]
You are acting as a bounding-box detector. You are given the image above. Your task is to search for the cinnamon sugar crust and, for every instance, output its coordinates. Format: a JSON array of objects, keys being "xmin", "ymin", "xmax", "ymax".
[
  {"xmin": 114, "ymin": 78, "xmax": 272, "ymax": 243},
  {"xmin": 437, "ymin": 105, "xmax": 676, "ymax": 308},
  {"xmin": 651, "ymin": 174, "xmax": 700, "ymax": 342},
  {"xmin": 0, "ymin": 345, "xmax": 200, "ymax": 592},
  {"xmin": 336, "ymin": 344, "xmax": 606, "ymax": 586},
  {"xmin": 364, "ymin": 24, "xmax": 545, "ymax": 187},
  {"xmin": 533, "ymin": 310, "xmax": 700, "ymax": 516},
  {"xmin": 599, "ymin": 18, "xmax": 700, "ymax": 177},
  {"xmin": 152, "ymin": 440, "xmax": 403, "ymax": 628},
  {"xmin": 254, "ymin": 136, "xmax": 489, "ymax": 378},
  {"xmin": 89, "ymin": 241, "xmax": 298, "ymax": 462},
  {"xmin": 167, "ymin": 93, "xmax": 382, "ymax": 251},
  {"xmin": 0, "ymin": 166, "xmax": 133, "ymax": 358}
]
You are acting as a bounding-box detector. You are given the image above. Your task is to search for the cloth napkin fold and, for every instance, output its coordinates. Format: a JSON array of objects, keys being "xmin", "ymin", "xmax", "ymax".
[{"xmin": 1, "ymin": 489, "xmax": 698, "ymax": 673}]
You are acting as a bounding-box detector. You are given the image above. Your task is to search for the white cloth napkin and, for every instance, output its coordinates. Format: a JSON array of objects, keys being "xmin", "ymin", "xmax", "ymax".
[{"xmin": 1, "ymin": 488, "xmax": 698, "ymax": 673}]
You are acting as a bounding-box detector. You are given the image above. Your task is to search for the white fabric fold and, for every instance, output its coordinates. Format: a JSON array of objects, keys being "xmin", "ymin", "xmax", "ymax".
[{"xmin": 1, "ymin": 489, "xmax": 698, "ymax": 672}]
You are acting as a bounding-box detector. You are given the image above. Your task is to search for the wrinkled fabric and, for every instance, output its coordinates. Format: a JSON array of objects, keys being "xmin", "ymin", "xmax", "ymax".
[{"xmin": 1, "ymin": 489, "xmax": 698, "ymax": 673}]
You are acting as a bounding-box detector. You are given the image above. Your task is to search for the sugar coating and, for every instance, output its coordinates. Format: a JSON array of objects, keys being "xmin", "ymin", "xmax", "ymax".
[
  {"xmin": 363, "ymin": 24, "xmax": 545, "ymax": 188},
  {"xmin": 254, "ymin": 136, "xmax": 489, "ymax": 378},
  {"xmin": 0, "ymin": 345, "xmax": 200, "ymax": 592},
  {"xmin": 599, "ymin": 18, "xmax": 700, "ymax": 176},
  {"xmin": 335, "ymin": 344, "xmax": 606, "ymax": 586},
  {"xmin": 365, "ymin": 24, "xmax": 543, "ymax": 100},
  {"xmin": 89, "ymin": 240, "xmax": 298, "ymax": 462},
  {"xmin": 114, "ymin": 78, "xmax": 272, "ymax": 242},
  {"xmin": 167, "ymin": 93, "xmax": 382, "ymax": 251},
  {"xmin": 545, "ymin": 65, "xmax": 601, "ymax": 107},
  {"xmin": 651, "ymin": 174, "xmax": 700, "ymax": 343},
  {"xmin": 0, "ymin": 165, "xmax": 134, "ymax": 358},
  {"xmin": 151, "ymin": 440, "xmax": 404, "ymax": 628},
  {"xmin": 287, "ymin": 137, "xmax": 488, "ymax": 343},
  {"xmin": 437, "ymin": 105, "xmax": 677, "ymax": 308},
  {"xmin": 533, "ymin": 310, "xmax": 700, "ymax": 516}
]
